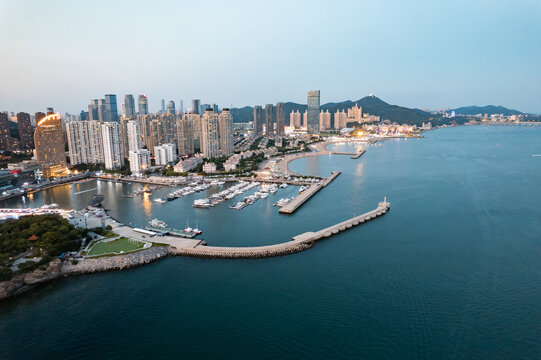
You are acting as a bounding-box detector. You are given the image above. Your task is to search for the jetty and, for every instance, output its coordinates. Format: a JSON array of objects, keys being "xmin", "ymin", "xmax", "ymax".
[
  {"xmin": 173, "ymin": 198, "xmax": 390, "ymax": 259},
  {"xmin": 279, "ymin": 171, "xmax": 341, "ymax": 214}
]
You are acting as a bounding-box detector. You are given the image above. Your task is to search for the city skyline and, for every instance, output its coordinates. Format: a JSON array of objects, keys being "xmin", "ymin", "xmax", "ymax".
[{"xmin": 1, "ymin": 1, "xmax": 540, "ymax": 114}]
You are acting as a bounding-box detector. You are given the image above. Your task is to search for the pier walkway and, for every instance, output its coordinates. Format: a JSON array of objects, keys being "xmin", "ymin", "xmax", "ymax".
[
  {"xmin": 172, "ymin": 199, "xmax": 390, "ymax": 259},
  {"xmin": 279, "ymin": 171, "xmax": 341, "ymax": 214}
]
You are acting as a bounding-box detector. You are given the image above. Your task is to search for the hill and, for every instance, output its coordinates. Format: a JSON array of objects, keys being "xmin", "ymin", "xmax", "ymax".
[{"xmin": 451, "ymin": 105, "xmax": 522, "ymax": 116}]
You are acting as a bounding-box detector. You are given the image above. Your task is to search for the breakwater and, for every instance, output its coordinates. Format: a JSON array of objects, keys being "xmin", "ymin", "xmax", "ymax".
[{"xmin": 172, "ymin": 199, "xmax": 390, "ymax": 259}]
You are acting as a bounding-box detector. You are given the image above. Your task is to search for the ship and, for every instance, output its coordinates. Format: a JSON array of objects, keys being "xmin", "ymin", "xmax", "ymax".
[{"xmin": 154, "ymin": 198, "xmax": 167, "ymax": 204}]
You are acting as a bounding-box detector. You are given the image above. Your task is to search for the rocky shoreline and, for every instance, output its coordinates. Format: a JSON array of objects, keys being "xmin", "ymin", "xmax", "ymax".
[{"xmin": 0, "ymin": 246, "xmax": 171, "ymax": 301}]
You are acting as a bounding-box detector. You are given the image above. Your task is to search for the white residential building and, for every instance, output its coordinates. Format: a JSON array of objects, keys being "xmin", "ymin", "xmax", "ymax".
[
  {"xmin": 101, "ymin": 122, "xmax": 124, "ymax": 170},
  {"xmin": 127, "ymin": 120, "xmax": 142, "ymax": 153},
  {"xmin": 129, "ymin": 149, "xmax": 151, "ymax": 174},
  {"xmin": 202, "ymin": 162, "xmax": 217, "ymax": 173},
  {"xmin": 66, "ymin": 120, "xmax": 104, "ymax": 165},
  {"xmin": 173, "ymin": 156, "xmax": 203, "ymax": 173},
  {"xmin": 154, "ymin": 143, "xmax": 177, "ymax": 166},
  {"xmin": 334, "ymin": 110, "xmax": 348, "ymax": 129}
]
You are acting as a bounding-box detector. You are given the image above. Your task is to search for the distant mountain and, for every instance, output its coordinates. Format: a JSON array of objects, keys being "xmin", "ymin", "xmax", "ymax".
[
  {"xmin": 451, "ymin": 105, "xmax": 522, "ymax": 116},
  {"xmin": 230, "ymin": 96, "xmax": 439, "ymax": 126}
]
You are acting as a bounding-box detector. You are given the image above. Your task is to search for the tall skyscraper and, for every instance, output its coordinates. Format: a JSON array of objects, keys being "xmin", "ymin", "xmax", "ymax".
[
  {"xmin": 0, "ymin": 112, "xmax": 12, "ymax": 150},
  {"xmin": 34, "ymin": 113, "xmax": 66, "ymax": 175},
  {"xmin": 176, "ymin": 114, "xmax": 195, "ymax": 156},
  {"xmin": 66, "ymin": 120, "xmax": 104, "ymax": 165},
  {"xmin": 138, "ymin": 95, "xmax": 149, "ymax": 115},
  {"xmin": 179, "ymin": 100, "xmax": 184, "ymax": 114},
  {"xmin": 16, "ymin": 112, "xmax": 33, "ymax": 150},
  {"xmin": 167, "ymin": 101, "xmax": 176, "ymax": 115},
  {"xmin": 97, "ymin": 99, "xmax": 107, "ymax": 122},
  {"xmin": 218, "ymin": 109, "xmax": 234, "ymax": 156},
  {"xmin": 200, "ymin": 109, "xmax": 220, "ymax": 158},
  {"xmin": 46, "ymin": 107, "xmax": 54, "ymax": 115},
  {"xmin": 265, "ymin": 104, "xmax": 274, "ymax": 136},
  {"xmin": 192, "ymin": 99, "xmax": 200, "ymax": 114},
  {"xmin": 88, "ymin": 100, "xmax": 99, "ymax": 121},
  {"xmin": 275, "ymin": 102, "xmax": 285, "ymax": 136},
  {"xmin": 307, "ymin": 90, "xmax": 320, "ymax": 134},
  {"xmin": 105, "ymin": 94, "xmax": 119, "ymax": 122},
  {"xmin": 253, "ymin": 106, "xmax": 263, "ymax": 137},
  {"xmin": 124, "ymin": 94, "xmax": 136, "ymax": 117},
  {"xmin": 101, "ymin": 122, "xmax": 124, "ymax": 170},
  {"xmin": 161, "ymin": 99, "xmax": 166, "ymax": 113},
  {"xmin": 126, "ymin": 120, "xmax": 143, "ymax": 153},
  {"xmin": 212, "ymin": 104, "xmax": 219, "ymax": 113}
]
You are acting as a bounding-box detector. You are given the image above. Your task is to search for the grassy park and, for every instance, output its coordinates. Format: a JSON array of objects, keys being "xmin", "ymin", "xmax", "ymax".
[{"xmin": 86, "ymin": 237, "xmax": 146, "ymax": 257}]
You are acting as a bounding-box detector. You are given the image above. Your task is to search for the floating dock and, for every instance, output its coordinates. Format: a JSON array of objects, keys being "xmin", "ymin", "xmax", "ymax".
[
  {"xmin": 172, "ymin": 199, "xmax": 390, "ymax": 259},
  {"xmin": 279, "ymin": 171, "xmax": 341, "ymax": 214}
]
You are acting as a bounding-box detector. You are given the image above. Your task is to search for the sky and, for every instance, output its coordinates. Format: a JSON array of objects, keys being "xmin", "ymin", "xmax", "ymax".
[{"xmin": 1, "ymin": 0, "xmax": 540, "ymax": 115}]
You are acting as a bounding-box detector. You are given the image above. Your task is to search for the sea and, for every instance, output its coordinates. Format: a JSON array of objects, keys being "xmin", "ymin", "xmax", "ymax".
[{"xmin": 1, "ymin": 125, "xmax": 540, "ymax": 359}]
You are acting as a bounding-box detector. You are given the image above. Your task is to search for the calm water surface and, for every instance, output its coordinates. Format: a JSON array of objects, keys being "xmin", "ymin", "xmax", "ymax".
[{"xmin": 1, "ymin": 126, "xmax": 540, "ymax": 359}]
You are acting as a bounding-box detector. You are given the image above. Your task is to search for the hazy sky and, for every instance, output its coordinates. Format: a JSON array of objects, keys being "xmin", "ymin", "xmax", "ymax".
[{"xmin": 1, "ymin": 0, "xmax": 540, "ymax": 114}]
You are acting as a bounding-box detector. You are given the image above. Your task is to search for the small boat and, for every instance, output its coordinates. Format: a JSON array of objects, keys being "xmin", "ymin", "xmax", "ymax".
[{"xmin": 154, "ymin": 198, "xmax": 167, "ymax": 204}]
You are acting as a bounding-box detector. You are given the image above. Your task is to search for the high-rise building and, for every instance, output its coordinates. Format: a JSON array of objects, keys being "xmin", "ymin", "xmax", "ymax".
[
  {"xmin": 138, "ymin": 95, "xmax": 149, "ymax": 115},
  {"xmin": 276, "ymin": 102, "xmax": 285, "ymax": 136},
  {"xmin": 127, "ymin": 120, "xmax": 143, "ymax": 153},
  {"xmin": 129, "ymin": 149, "xmax": 151, "ymax": 174},
  {"xmin": 66, "ymin": 120, "xmax": 104, "ymax": 165},
  {"xmin": 161, "ymin": 99, "xmax": 166, "ymax": 113},
  {"xmin": 0, "ymin": 112, "xmax": 12, "ymax": 150},
  {"xmin": 105, "ymin": 94, "xmax": 119, "ymax": 122},
  {"xmin": 97, "ymin": 99, "xmax": 107, "ymax": 122},
  {"xmin": 320, "ymin": 110, "xmax": 331, "ymax": 130},
  {"xmin": 46, "ymin": 107, "xmax": 54, "ymax": 115},
  {"xmin": 179, "ymin": 100, "xmax": 184, "ymax": 115},
  {"xmin": 218, "ymin": 109, "xmax": 234, "ymax": 156},
  {"xmin": 167, "ymin": 101, "xmax": 176, "ymax": 115},
  {"xmin": 200, "ymin": 109, "xmax": 220, "ymax": 158},
  {"xmin": 192, "ymin": 99, "xmax": 200, "ymax": 114},
  {"xmin": 200, "ymin": 104, "xmax": 211, "ymax": 115},
  {"xmin": 334, "ymin": 110, "xmax": 348, "ymax": 129},
  {"xmin": 35, "ymin": 112, "xmax": 46, "ymax": 124},
  {"xmin": 88, "ymin": 99, "xmax": 99, "ymax": 121},
  {"xmin": 265, "ymin": 104, "xmax": 274, "ymax": 136},
  {"xmin": 253, "ymin": 106, "xmax": 263, "ymax": 137},
  {"xmin": 303, "ymin": 110, "xmax": 308, "ymax": 129},
  {"xmin": 176, "ymin": 114, "xmax": 195, "ymax": 156},
  {"xmin": 290, "ymin": 110, "xmax": 302, "ymax": 129},
  {"xmin": 34, "ymin": 113, "xmax": 66, "ymax": 169},
  {"xmin": 307, "ymin": 90, "xmax": 320, "ymax": 134},
  {"xmin": 16, "ymin": 112, "xmax": 33, "ymax": 150},
  {"xmin": 124, "ymin": 94, "xmax": 136, "ymax": 117},
  {"xmin": 212, "ymin": 104, "xmax": 219, "ymax": 113},
  {"xmin": 101, "ymin": 122, "xmax": 124, "ymax": 170},
  {"xmin": 154, "ymin": 143, "xmax": 177, "ymax": 165}
]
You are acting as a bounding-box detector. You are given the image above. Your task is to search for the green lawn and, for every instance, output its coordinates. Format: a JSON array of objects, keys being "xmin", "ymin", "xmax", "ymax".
[{"xmin": 87, "ymin": 237, "xmax": 146, "ymax": 257}]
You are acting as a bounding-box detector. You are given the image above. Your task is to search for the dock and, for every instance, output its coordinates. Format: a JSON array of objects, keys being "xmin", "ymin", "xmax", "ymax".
[
  {"xmin": 278, "ymin": 171, "xmax": 340, "ymax": 214},
  {"xmin": 172, "ymin": 199, "xmax": 390, "ymax": 259},
  {"xmin": 350, "ymin": 149, "xmax": 366, "ymax": 159}
]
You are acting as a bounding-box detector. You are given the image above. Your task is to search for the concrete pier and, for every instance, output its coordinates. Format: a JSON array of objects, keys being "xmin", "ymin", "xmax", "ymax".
[
  {"xmin": 279, "ymin": 171, "xmax": 341, "ymax": 214},
  {"xmin": 350, "ymin": 149, "xmax": 366, "ymax": 159},
  {"xmin": 172, "ymin": 199, "xmax": 390, "ymax": 259}
]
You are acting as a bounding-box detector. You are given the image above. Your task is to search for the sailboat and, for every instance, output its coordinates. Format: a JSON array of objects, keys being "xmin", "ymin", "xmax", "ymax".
[{"xmin": 193, "ymin": 221, "xmax": 203, "ymax": 235}]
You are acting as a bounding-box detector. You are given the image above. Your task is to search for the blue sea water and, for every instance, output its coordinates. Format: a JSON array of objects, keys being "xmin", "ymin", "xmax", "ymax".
[{"xmin": 1, "ymin": 126, "xmax": 540, "ymax": 359}]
